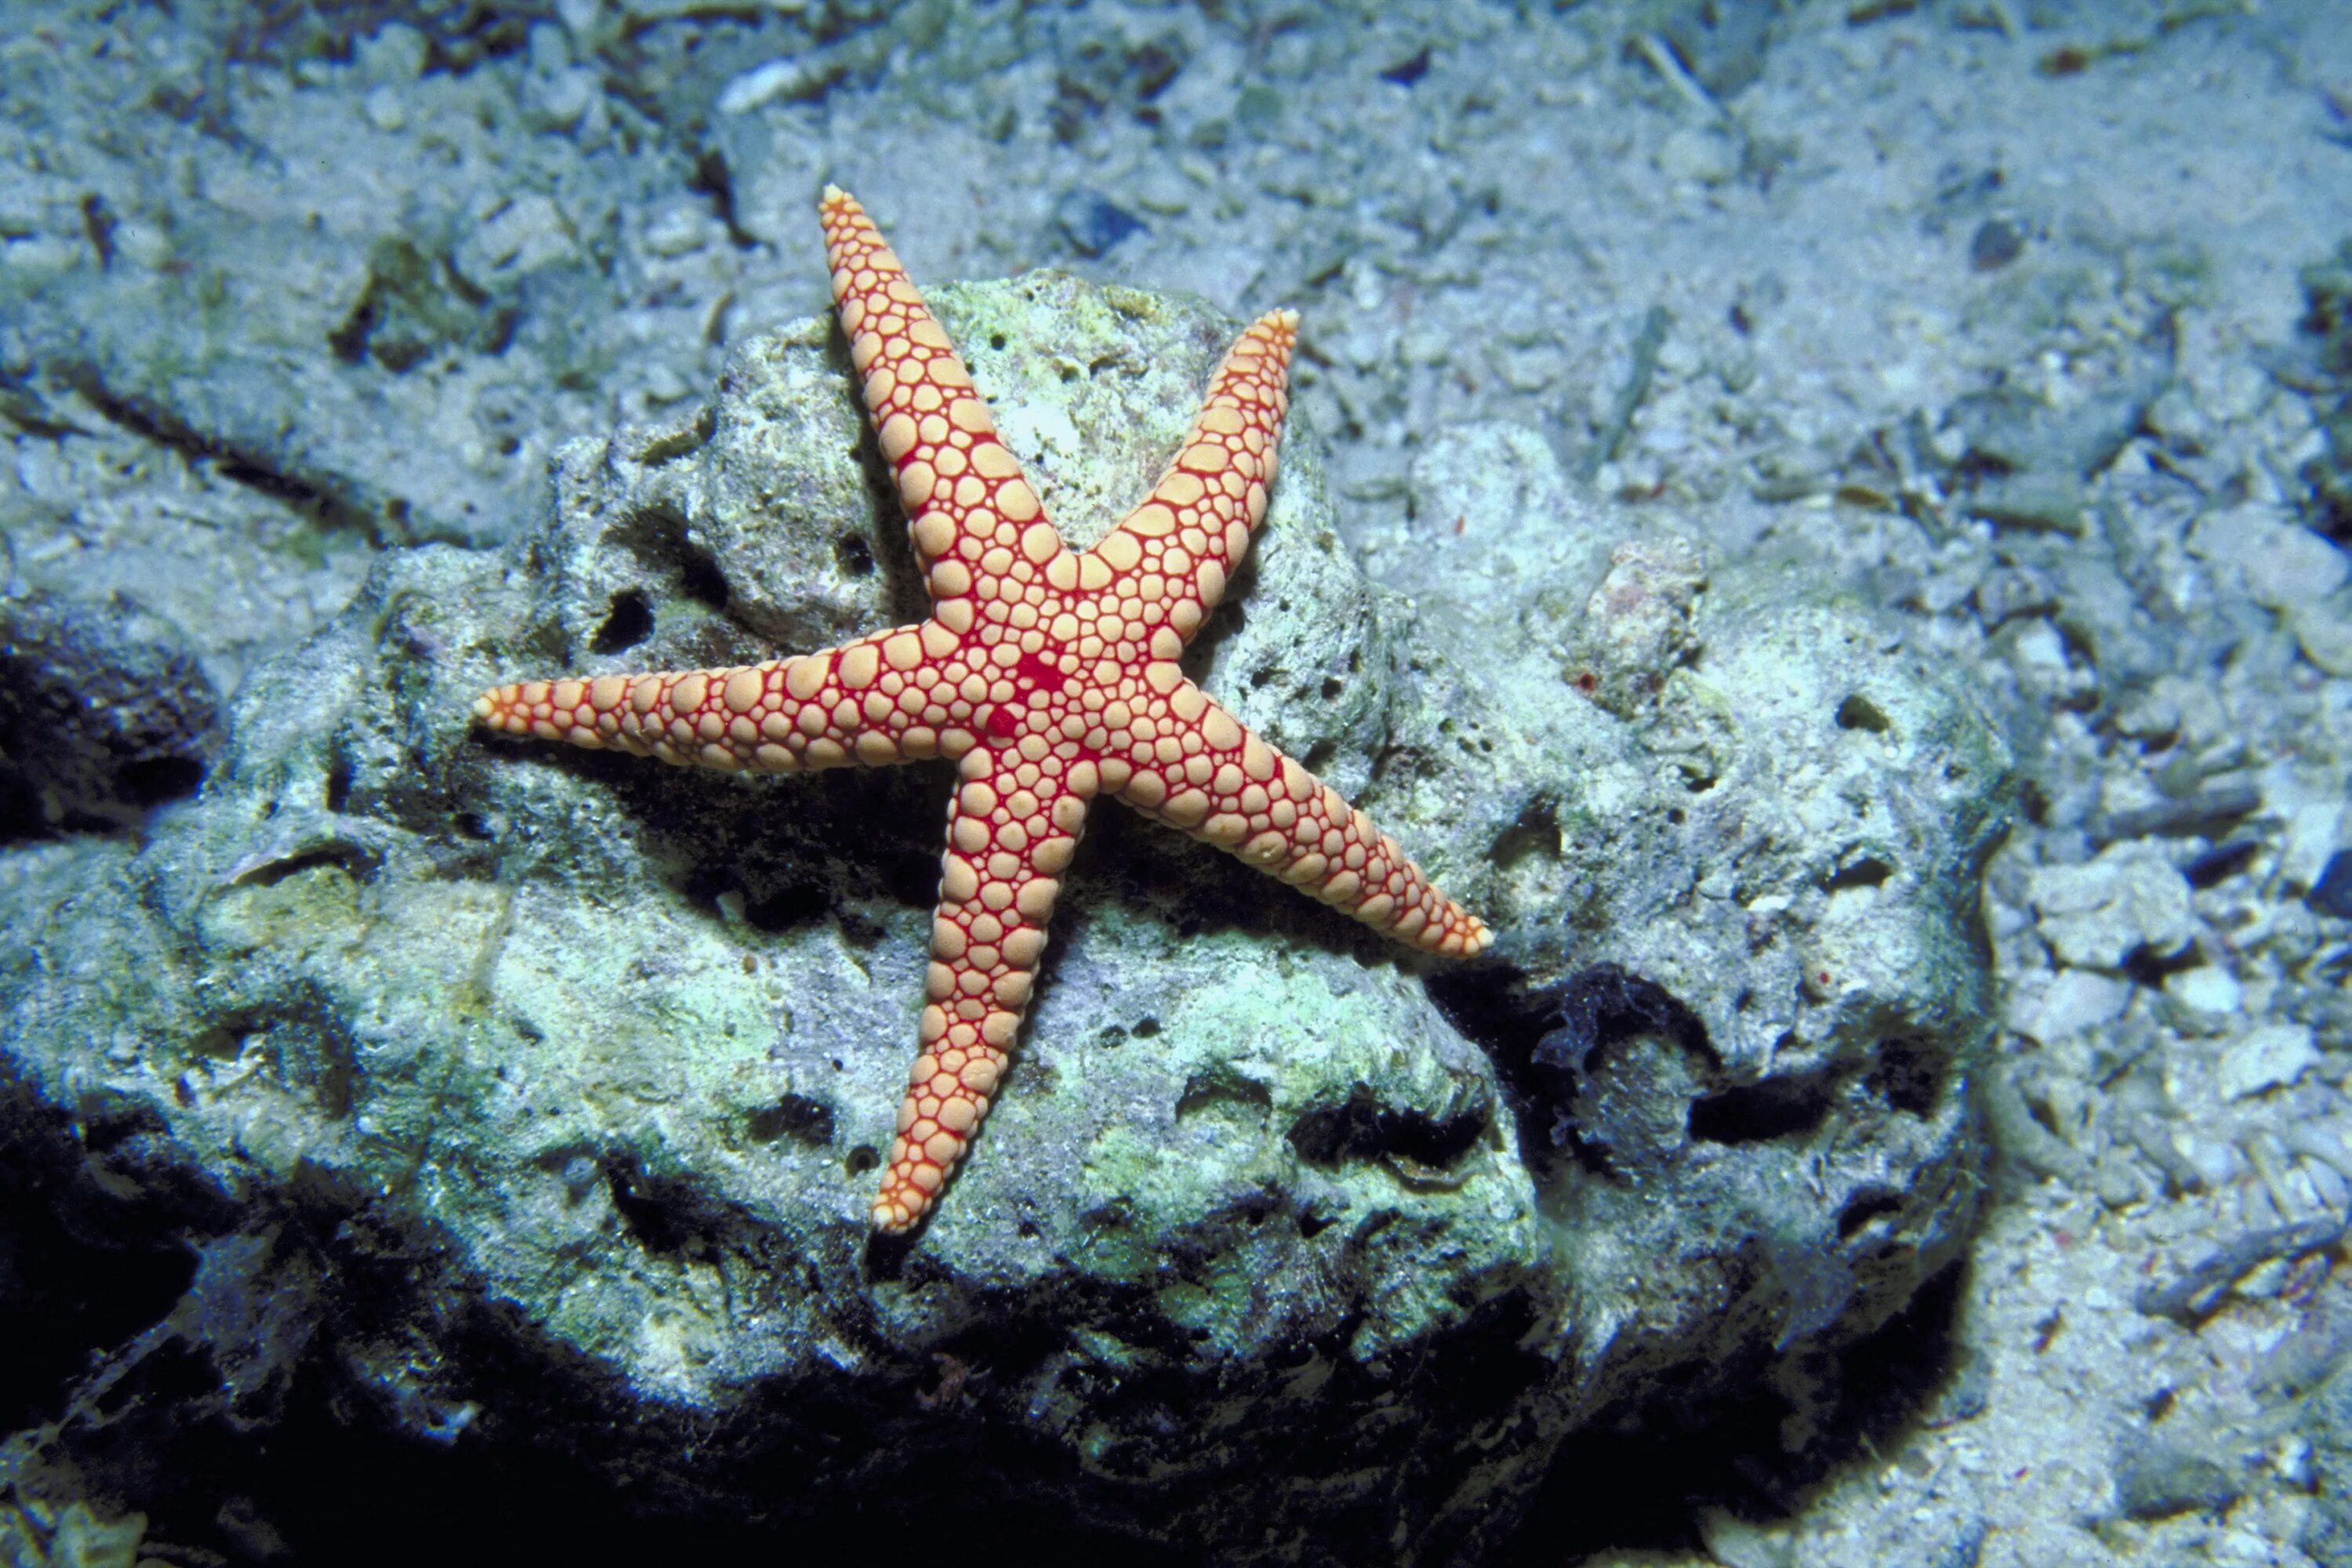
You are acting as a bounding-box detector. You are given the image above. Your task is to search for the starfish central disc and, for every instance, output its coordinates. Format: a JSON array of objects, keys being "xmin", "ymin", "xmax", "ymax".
[{"xmin": 474, "ymin": 187, "xmax": 1492, "ymax": 1234}]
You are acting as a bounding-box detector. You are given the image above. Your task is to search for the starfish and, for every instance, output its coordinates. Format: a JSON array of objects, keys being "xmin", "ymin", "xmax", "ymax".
[{"xmin": 474, "ymin": 187, "xmax": 1493, "ymax": 1232}]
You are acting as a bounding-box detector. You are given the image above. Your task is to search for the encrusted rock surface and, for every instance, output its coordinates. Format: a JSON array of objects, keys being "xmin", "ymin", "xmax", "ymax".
[
  {"xmin": 0, "ymin": 277, "xmax": 2006, "ymax": 1563},
  {"xmin": 0, "ymin": 592, "xmax": 220, "ymax": 837}
]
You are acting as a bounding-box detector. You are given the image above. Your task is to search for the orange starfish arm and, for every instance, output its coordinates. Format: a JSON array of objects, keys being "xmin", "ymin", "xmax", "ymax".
[
  {"xmin": 873, "ymin": 750, "xmax": 1091, "ymax": 1231},
  {"xmin": 1112, "ymin": 683, "xmax": 1493, "ymax": 959},
  {"xmin": 819, "ymin": 186, "xmax": 1062, "ymax": 615},
  {"xmin": 1087, "ymin": 310, "xmax": 1298, "ymax": 645},
  {"xmin": 470, "ymin": 622, "xmax": 976, "ymax": 771}
]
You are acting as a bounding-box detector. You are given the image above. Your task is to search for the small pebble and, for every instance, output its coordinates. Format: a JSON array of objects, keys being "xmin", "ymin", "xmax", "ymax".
[
  {"xmin": 1693, "ymin": 1507, "xmax": 1791, "ymax": 1568},
  {"xmin": 1054, "ymin": 190, "xmax": 1146, "ymax": 257},
  {"xmin": 363, "ymin": 84, "xmax": 406, "ymax": 132},
  {"xmin": 2012, "ymin": 967, "xmax": 2132, "ymax": 1040},
  {"xmin": 355, "ymin": 22, "xmax": 429, "ymax": 83},
  {"xmin": 1968, "ymin": 470, "xmax": 2084, "ymax": 534},
  {"xmin": 528, "ymin": 20, "xmax": 572, "ymax": 73},
  {"xmin": 2294, "ymin": 593, "xmax": 2352, "ymax": 676},
  {"xmin": 2233, "ymin": 1256, "xmax": 2292, "ymax": 1300},
  {"xmin": 1128, "ymin": 170, "xmax": 1195, "ymax": 216},
  {"xmin": 2111, "ymin": 1443, "xmax": 2241, "ymax": 1519},
  {"xmin": 1969, "ymin": 218, "xmax": 2024, "ymax": 271},
  {"xmin": 641, "ymin": 201, "xmax": 710, "ymax": 258},
  {"xmin": 2180, "ymin": 1133, "xmax": 2238, "ymax": 1189},
  {"xmin": 2161, "ymin": 964, "xmax": 2241, "ymax": 1026},
  {"xmin": 2027, "ymin": 846, "xmax": 2195, "ymax": 968},
  {"xmin": 2092, "ymin": 779, "xmax": 2261, "ymax": 843},
  {"xmin": 524, "ymin": 67, "xmax": 597, "ymax": 133},
  {"xmin": 2186, "ymin": 503, "xmax": 2350, "ymax": 610},
  {"xmin": 2217, "ymin": 1022, "xmax": 2320, "ymax": 1101},
  {"xmin": 718, "ymin": 56, "xmax": 824, "ymax": 115},
  {"xmin": 1657, "ymin": 124, "xmax": 1739, "ymax": 185}
]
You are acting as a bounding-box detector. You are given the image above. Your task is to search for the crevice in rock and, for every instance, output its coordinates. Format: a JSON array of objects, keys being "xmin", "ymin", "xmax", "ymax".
[
  {"xmin": 1687, "ymin": 1069, "xmax": 1835, "ymax": 1146},
  {"xmin": 590, "ymin": 588, "xmax": 655, "ymax": 654},
  {"xmin": 1284, "ymin": 1083, "xmax": 1486, "ymax": 1170},
  {"xmin": 601, "ymin": 1155, "xmax": 728, "ymax": 1257},
  {"xmin": 1175, "ymin": 1073, "xmax": 1272, "ymax": 1123},
  {"xmin": 1821, "ymin": 853, "xmax": 1894, "ymax": 891},
  {"xmin": 746, "ymin": 1094, "xmax": 835, "ymax": 1148},
  {"xmin": 1866, "ymin": 1034, "xmax": 1947, "ymax": 1117},
  {"xmin": 1430, "ymin": 960, "xmax": 1715, "ymax": 1178}
]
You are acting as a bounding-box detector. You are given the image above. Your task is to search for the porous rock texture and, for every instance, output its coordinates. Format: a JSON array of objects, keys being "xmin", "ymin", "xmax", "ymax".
[{"xmin": 0, "ymin": 275, "xmax": 2010, "ymax": 1563}]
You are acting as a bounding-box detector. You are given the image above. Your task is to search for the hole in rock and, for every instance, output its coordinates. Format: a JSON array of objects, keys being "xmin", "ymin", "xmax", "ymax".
[
  {"xmin": 590, "ymin": 590, "xmax": 654, "ymax": 654},
  {"xmin": 1867, "ymin": 1036, "xmax": 1947, "ymax": 1117},
  {"xmin": 1822, "ymin": 855, "xmax": 1893, "ymax": 891},
  {"xmin": 1835, "ymin": 1190, "xmax": 1905, "ymax": 1240},
  {"xmin": 1687, "ymin": 1071, "xmax": 1833, "ymax": 1145},
  {"xmin": 1285, "ymin": 1085, "xmax": 1486, "ymax": 1168},
  {"xmin": 746, "ymin": 1094, "xmax": 835, "ymax": 1147},
  {"xmin": 1835, "ymin": 694, "xmax": 1891, "ymax": 733}
]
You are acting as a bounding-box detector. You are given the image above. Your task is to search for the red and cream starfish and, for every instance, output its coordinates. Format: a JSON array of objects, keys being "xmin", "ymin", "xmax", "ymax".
[{"xmin": 475, "ymin": 187, "xmax": 1492, "ymax": 1232}]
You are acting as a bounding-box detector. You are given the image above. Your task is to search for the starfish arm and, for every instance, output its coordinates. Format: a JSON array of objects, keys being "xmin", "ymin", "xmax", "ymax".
[
  {"xmin": 1085, "ymin": 309, "xmax": 1298, "ymax": 648},
  {"xmin": 471, "ymin": 622, "xmax": 975, "ymax": 772},
  {"xmin": 819, "ymin": 187, "xmax": 1065, "ymax": 620},
  {"xmin": 873, "ymin": 752, "xmax": 1091, "ymax": 1232},
  {"xmin": 1112, "ymin": 684, "xmax": 1492, "ymax": 958}
]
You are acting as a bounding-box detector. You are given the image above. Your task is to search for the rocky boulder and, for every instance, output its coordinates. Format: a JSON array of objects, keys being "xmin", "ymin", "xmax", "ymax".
[{"xmin": 0, "ymin": 274, "xmax": 2011, "ymax": 1563}]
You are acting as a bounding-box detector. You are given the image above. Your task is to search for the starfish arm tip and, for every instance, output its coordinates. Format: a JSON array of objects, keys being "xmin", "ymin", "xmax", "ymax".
[{"xmin": 1116, "ymin": 708, "xmax": 1487, "ymax": 961}]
